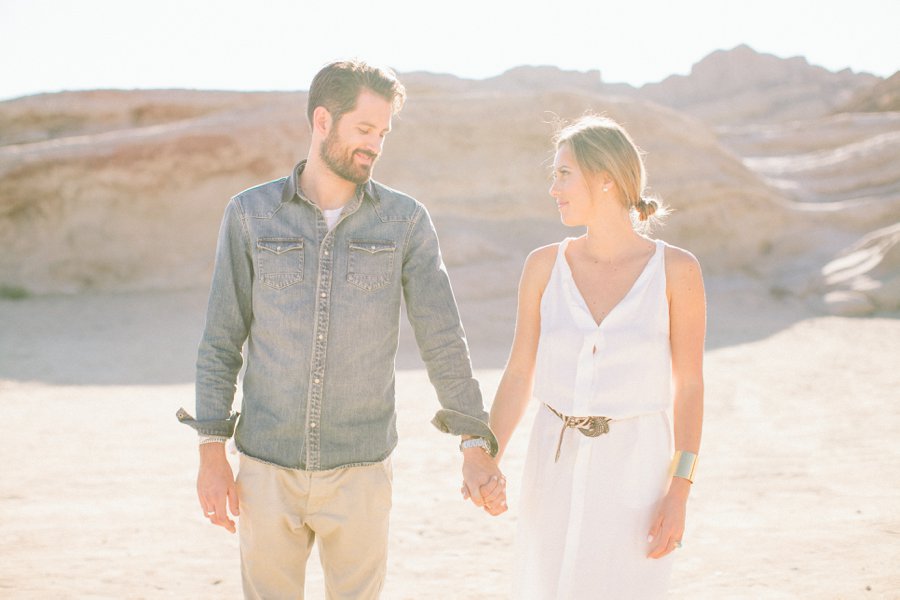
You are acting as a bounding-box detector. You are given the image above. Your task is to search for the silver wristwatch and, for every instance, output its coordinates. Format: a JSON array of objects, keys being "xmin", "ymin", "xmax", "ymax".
[{"xmin": 459, "ymin": 437, "xmax": 491, "ymax": 453}]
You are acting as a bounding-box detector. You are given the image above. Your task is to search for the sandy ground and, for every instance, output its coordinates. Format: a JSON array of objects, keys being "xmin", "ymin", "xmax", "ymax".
[{"xmin": 1, "ymin": 287, "xmax": 899, "ymax": 599}]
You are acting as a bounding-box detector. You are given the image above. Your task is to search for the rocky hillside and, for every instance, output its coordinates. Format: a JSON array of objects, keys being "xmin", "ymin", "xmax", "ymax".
[
  {"xmin": 640, "ymin": 45, "xmax": 879, "ymax": 125},
  {"xmin": 1, "ymin": 50, "xmax": 897, "ymax": 315},
  {"xmin": 0, "ymin": 83, "xmax": 794, "ymax": 295},
  {"xmin": 837, "ymin": 71, "xmax": 900, "ymax": 113}
]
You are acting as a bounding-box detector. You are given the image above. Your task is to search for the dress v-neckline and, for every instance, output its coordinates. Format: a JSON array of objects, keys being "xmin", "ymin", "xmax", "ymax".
[{"xmin": 559, "ymin": 238, "xmax": 661, "ymax": 329}]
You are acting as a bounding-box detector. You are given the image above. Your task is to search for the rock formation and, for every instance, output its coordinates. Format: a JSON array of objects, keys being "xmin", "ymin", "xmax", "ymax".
[
  {"xmin": 641, "ymin": 45, "xmax": 879, "ymax": 125},
  {"xmin": 837, "ymin": 71, "xmax": 900, "ymax": 113},
  {"xmin": 1, "ymin": 48, "xmax": 897, "ymax": 316}
]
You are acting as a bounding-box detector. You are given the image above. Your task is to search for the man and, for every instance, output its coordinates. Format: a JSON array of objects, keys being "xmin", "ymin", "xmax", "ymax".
[{"xmin": 176, "ymin": 60, "xmax": 506, "ymax": 599}]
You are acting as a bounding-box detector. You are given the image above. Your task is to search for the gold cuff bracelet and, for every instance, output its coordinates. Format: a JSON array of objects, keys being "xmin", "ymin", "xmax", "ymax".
[{"xmin": 669, "ymin": 450, "xmax": 698, "ymax": 483}]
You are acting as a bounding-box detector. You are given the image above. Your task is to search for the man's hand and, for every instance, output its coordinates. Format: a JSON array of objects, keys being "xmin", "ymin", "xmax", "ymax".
[
  {"xmin": 197, "ymin": 442, "xmax": 240, "ymax": 533},
  {"xmin": 460, "ymin": 447, "xmax": 508, "ymax": 516}
]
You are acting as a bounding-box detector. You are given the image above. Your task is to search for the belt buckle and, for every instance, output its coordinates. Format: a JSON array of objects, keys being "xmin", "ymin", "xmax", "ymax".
[
  {"xmin": 581, "ymin": 416, "xmax": 611, "ymax": 437},
  {"xmin": 554, "ymin": 413, "xmax": 612, "ymax": 463}
]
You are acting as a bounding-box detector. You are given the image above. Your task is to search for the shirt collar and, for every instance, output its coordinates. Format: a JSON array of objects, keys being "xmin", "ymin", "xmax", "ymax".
[{"xmin": 281, "ymin": 160, "xmax": 369, "ymax": 210}]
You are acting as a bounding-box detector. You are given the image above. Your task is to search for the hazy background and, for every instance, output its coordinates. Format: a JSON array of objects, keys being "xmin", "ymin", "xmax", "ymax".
[
  {"xmin": 1, "ymin": 1, "xmax": 898, "ymax": 598},
  {"xmin": 1, "ymin": 0, "xmax": 898, "ymax": 100}
]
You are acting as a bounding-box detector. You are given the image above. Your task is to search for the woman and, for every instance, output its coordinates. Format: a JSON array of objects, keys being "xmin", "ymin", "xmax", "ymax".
[{"xmin": 485, "ymin": 115, "xmax": 705, "ymax": 598}]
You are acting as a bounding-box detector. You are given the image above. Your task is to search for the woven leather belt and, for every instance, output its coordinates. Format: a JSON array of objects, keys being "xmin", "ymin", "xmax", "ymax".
[{"xmin": 545, "ymin": 404, "xmax": 612, "ymax": 462}]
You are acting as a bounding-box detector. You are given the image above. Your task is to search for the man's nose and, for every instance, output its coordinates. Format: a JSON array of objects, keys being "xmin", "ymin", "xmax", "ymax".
[{"xmin": 365, "ymin": 134, "xmax": 384, "ymax": 155}]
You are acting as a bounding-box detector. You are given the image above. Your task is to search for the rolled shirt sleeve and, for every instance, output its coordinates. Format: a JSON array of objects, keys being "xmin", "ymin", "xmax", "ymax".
[{"xmin": 176, "ymin": 407, "xmax": 240, "ymax": 437}]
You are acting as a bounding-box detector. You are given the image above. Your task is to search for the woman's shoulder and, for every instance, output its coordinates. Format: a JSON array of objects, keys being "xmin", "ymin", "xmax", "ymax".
[
  {"xmin": 526, "ymin": 242, "xmax": 562, "ymax": 266},
  {"xmin": 520, "ymin": 242, "xmax": 563, "ymax": 293},
  {"xmin": 660, "ymin": 240, "xmax": 701, "ymax": 271},
  {"xmin": 660, "ymin": 241, "xmax": 704, "ymax": 292}
]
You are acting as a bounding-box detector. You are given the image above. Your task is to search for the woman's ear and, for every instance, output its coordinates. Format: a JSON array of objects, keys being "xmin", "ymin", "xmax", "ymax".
[
  {"xmin": 599, "ymin": 172, "xmax": 615, "ymax": 192},
  {"xmin": 590, "ymin": 171, "xmax": 615, "ymax": 194}
]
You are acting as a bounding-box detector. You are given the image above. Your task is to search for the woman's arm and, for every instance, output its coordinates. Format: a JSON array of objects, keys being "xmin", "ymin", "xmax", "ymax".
[
  {"xmin": 490, "ymin": 245, "xmax": 557, "ymax": 463},
  {"xmin": 476, "ymin": 245, "xmax": 555, "ymax": 515},
  {"xmin": 669, "ymin": 244, "xmax": 706, "ymax": 456},
  {"xmin": 648, "ymin": 245, "xmax": 706, "ymax": 558}
]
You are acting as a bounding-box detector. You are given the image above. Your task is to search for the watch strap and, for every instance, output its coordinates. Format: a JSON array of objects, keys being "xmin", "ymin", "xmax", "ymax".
[{"xmin": 459, "ymin": 437, "xmax": 490, "ymax": 452}]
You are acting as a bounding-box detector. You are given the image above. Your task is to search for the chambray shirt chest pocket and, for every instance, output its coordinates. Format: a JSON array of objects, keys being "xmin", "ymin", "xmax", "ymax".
[
  {"xmin": 347, "ymin": 240, "xmax": 395, "ymax": 291},
  {"xmin": 256, "ymin": 237, "xmax": 304, "ymax": 289}
]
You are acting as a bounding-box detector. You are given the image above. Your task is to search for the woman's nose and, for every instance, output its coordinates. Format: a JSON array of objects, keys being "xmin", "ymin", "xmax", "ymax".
[{"xmin": 549, "ymin": 180, "xmax": 560, "ymax": 197}]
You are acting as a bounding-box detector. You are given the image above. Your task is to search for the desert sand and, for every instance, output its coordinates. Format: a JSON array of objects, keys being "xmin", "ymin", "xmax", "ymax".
[
  {"xmin": 1, "ymin": 287, "xmax": 898, "ymax": 599},
  {"xmin": 1, "ymin": 45, "xmax": 899, "ymax": 598}
]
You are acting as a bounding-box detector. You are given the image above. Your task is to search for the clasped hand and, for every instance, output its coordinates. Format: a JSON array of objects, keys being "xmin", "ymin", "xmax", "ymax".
[{"xmin": 460, "ymin": 448, "xmax": 508, "ymax": 516}]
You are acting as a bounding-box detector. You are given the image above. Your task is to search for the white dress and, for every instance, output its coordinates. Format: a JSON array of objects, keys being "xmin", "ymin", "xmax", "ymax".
[{"xmin": 514, "ymin": 238, "xmax": 675, "ymax": 599}]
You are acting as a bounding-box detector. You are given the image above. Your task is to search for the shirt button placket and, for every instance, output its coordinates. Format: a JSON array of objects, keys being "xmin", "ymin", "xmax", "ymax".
[{"xmin": 307, "ymin": 231, "xmax": 334, "ymax": 471}]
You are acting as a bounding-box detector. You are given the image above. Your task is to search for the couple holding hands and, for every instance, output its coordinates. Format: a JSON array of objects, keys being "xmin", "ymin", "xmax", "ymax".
[{"xmin": 178, "ymin": 59, "xmax": 704, "ymax": 599}]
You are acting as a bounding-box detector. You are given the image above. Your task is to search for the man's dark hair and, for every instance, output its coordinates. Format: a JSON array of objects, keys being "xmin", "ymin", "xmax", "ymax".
[{"xmin": 306, "ymin": 59, "xmax": 406, "ymax": 126}]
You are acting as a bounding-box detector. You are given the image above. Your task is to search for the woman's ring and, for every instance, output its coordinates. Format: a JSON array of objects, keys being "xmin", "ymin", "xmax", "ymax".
[{"xmin": 673, "ymin": 540, "xmax": 683, "ymax": 548}]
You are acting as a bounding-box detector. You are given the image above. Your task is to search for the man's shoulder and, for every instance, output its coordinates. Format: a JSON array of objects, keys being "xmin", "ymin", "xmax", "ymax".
[
  {"xmin": 367, "ymin": 180, "xmax": 424, "ymax": 222},
  {"xmin": 230, "ymin": 177, "xmax": 289, "ymax": 215}
]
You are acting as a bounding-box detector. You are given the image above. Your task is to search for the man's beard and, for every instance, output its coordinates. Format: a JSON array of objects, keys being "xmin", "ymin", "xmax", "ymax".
[{"xmin": 320, "ymin": 125, "xmax": 378, "ymax": 185}]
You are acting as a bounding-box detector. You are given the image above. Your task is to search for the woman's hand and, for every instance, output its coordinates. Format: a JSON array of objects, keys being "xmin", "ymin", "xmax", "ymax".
[
  {"xmin": 460, "ymin": 475, "xmax": 509, "ymax": 515},
  {"xmin": 646, "ymin": 478, "xmax": 690, "ymax": 558},
  {"xmin": 479, "ymin": 475, "xmax": 508, "ymax": 515}
]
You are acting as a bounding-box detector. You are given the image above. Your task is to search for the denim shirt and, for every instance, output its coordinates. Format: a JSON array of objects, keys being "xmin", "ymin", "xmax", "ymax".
[{"xmin": 177, "ymin": 161, "xmax": 497, "ymax": 470}]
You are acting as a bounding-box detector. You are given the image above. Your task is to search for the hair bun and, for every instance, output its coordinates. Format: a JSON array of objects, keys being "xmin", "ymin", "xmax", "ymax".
[{"xmin": 636, "ymin": 197, "xmax": 658, "ymax": 221}]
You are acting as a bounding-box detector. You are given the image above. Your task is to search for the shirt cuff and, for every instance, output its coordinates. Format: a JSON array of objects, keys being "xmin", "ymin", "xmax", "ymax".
[
  {"xmin": 431, "ymin": 409, "xmax": 499, "ymax": 457},
  {"xmin": 176, "ymin": 407, "xmax": 239, "ymax": 437},
  {"xmin": 199, "ymin": 435, "xmax": 228, "ymax": 445}
]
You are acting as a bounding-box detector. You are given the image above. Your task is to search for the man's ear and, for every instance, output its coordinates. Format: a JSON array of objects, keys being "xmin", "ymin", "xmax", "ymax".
[{"xmin": 312, "ymin": 106, "xmax": 333, "ymax": 136}]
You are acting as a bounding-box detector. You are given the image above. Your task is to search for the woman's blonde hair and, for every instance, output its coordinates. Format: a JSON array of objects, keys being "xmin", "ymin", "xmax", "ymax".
[{"xmin": 554, "ymin": 115, "xmax": 666, "ymax": 230}]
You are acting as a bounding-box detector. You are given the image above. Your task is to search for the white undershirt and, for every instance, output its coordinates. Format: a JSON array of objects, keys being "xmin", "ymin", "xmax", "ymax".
[{"xmin": 323, "ymin": 206, "xmax": 344, "ymax": 230}]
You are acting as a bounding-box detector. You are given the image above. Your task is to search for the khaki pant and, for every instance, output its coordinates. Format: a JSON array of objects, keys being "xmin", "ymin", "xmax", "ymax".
[{"xmin": 236, "ymin": 454, "xmax": 393, "ymax": 599}]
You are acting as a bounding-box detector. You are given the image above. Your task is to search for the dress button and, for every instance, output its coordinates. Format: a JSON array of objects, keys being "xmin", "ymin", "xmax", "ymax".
[
  {"xmin": 276, "ymin": 246, "xmax": 282, "ymax": 252},
  {"xmin": 320, "ymin": 292, "xmax": 326, "ymax": 298},
  {"xmin": 370, "ymin": 246, "xmax": 376, "ymax": 250},
  {"xmin": 318, "ymin": 334, "xmax": 323, "ymax": 340},
  {"xmin": 324, "ymin": 250, "xmax": 329, "ymax": 256},
  {"xmin": 314, "ymin": 378, "xmax": 320, "ymax": 384},
  {"xmin": 310, "ymin": 422, "xmax": 317, "ymax": 428}
]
